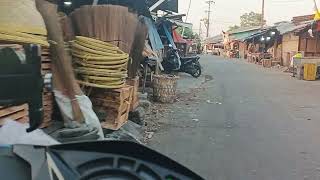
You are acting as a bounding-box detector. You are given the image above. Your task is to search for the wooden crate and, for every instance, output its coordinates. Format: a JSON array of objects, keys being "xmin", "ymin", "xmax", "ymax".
[
  {"xmin": 262, "ymin": 59, "xmax": 272, "ymax": 68},
  {"xmin": 40, "ymin": 47, "xmax": 54, "ymax": 128},
  {"xmin": 126, "ymin": 77, "xmax": 139, "ymax": 111},
  {"xmin": 0, "ymin": 104, "xmax": 29, "ymax": 126},
  {"xmin": 90, "ymin": 85, "xmax": 133, "ymax": 130}
]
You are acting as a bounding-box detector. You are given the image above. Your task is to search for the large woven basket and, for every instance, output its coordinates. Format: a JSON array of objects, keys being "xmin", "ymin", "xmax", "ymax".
[{"xmin": 152, "ymin": 75, "xmax": 179, "ymax": 103}]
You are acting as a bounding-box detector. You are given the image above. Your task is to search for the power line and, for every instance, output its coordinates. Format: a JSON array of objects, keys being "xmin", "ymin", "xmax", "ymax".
[
  {"xmin": 205, "ymin": 0, "xmax": 215, "ymax": 37},
  {"xmin": 185, "ymin": 0, "xmax": 192, "ymax": 21},
  {"xmin": 261, "ymin": 0, "xmax": 265, "ymax": 28},
  {"xmin": 182, "ymin": 0, "xmax": 192, "ymax": 37}
]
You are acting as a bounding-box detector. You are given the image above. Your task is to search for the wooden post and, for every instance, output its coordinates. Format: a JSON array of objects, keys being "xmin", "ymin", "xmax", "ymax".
[
  {"xmin": 273, "ymin": 38, "xmax": 278, "ymax": 60},
  {"xmin": 261, "ymin": 0, "xmax": 265, "ymax": 28},
  {"xmin": 316, "ymin": 31, "xmax": 319, "ymax": 55},
  {"xmin": 305, "ymin": 37, "xmax": 308, "ymax": 53},
  {"xmin": 36, "ymin": 0, "xmax": 85, "ymax": 123}
]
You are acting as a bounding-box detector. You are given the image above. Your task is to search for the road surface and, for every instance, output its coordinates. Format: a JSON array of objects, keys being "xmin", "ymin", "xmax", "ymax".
[{"xmin": 148, "ymin": 55, "xmax": 320, "ymax": 180}]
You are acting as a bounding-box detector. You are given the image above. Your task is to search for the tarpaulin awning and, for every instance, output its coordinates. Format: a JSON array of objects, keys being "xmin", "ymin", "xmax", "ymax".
[
  {"xmin": 172, "ymin": 29, "xmax": 187, "ymax": 44},
  {"xmin": 168, "ymin": 19, "xmax": 193, "ymax": 29}
]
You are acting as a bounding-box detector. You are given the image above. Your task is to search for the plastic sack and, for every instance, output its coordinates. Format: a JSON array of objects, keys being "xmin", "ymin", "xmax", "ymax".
[
  {"xmin": 0, "ymin": 120, "xmax": 59, "ymax": 145},
  {"xmin": 54, "ymin": 90, "xmax": 104, "ymax": 139}
]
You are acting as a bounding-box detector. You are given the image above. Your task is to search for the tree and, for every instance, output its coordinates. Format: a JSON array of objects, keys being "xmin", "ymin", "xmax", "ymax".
[
  {"xmin": 240, "ymin": 11, "xmax": 263, "ymax": 27},
  {"xmin": 228, "ymin": 25, "xmax": 240, "ymax": 32},
  {"xmin": 176, "ymin": 27, "xmax": 195, "ymax": 39},
  {"xmin": 227, "ymin": 11, "xmax": 263, "ymax": 32}
]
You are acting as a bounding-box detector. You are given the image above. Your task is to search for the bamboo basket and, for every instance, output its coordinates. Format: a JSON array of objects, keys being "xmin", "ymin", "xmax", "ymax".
[{"xmin": 152, "ymin": 75, "xmax": 179, "ymax": 103}]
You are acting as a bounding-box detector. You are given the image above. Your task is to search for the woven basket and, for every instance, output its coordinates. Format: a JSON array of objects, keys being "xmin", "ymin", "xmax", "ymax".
[{"xmin": 152, "ymin": 75, "xmax": 179, "ymax": 103}]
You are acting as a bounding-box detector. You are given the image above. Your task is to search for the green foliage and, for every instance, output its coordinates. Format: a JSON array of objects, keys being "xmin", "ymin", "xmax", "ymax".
[
  {"xmin": 228, "ymin": 25, "xmax": 240, "ymax": 32},
  {"xmin": 240, "ymin": 11, "xmax": 263, "ymax": 27},
  {"xmin": 176, "ymin": 27, "xmax": 195, "ymax": 39},
  {"xmin": 227, "ymin": 11, "xmax": 263, "ymax": 32}
]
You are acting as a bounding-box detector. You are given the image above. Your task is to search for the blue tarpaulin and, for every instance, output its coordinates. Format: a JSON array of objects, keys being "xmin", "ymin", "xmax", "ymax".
[
  {"xmin": 162, "ymin": 24, "xmax": 177, "ymax": 49},
  {"xmin": 144, "ymin": 17, "xmax": 164, "ymax": 51}
]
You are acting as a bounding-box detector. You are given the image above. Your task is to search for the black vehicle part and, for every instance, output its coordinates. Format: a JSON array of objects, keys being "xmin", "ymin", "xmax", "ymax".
[
  {"xmin": 190, "ymin": 62, "xmax": 202, "ymax": 78},
  {"xmin": 0, "ymin": 141, "xmax": 205, "ymax": 180},
  {"xmin": 48, "ymin": 141, "xmax": 204, "ymax": 180},
  {"xmin": 0, "ymin": 145, "xmax": 32, "ymax": 180},
  {"xmin": 0, "ymin": 45, "xmax": 43, "ymax": 132}
]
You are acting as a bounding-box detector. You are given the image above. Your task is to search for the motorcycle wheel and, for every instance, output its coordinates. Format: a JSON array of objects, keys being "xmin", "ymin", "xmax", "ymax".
[{"xmin": 191, "ymin": 63, "xmax": 201, "ymax": 78}]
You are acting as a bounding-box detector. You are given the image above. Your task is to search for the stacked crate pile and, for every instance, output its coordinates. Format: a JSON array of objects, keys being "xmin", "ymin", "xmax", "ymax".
[
  {"xmin": 40, "ymin": 47, "xmax": 54, "ymax": 128},
  {"xmin": 0, "ymin": 104, "xmax": 29, "ymax": 126},
  {"xmin": 126, "ymin": 77, "xmax": 139, "ymax": 111},
  {"xmin": 88, "ymin": 86, "xmax": 133, "ymax": 130}
]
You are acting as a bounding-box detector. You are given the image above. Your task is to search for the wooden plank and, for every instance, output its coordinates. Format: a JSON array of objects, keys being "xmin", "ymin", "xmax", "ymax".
[
  {"xmin": 101, "ymin": 110, "xmax": 129, "ymax": 130},
  {"xmin": 41, "ymin": 57, "xmax": 51, "ymax": 62},
  {"xmin": 130, "ymin": 99, "xmax": 139, "ymax": 111},
  {"xmin": 0, "ymin": 104, "xmax": 28, "ymax": 118},
  {"xmin": 0, "ymin": 110, "xmax": 29, "ymax": 125},
  {"xmin": 16, "ymin": 116, "xmax": 29, "ymax": 124},
  {"xmin": 41, "ymin": 63, "xmax": 51, "ymax": 70},
  {"xmin": 126, "ymin": 77, "xmax": 139, "ymax": 111}
]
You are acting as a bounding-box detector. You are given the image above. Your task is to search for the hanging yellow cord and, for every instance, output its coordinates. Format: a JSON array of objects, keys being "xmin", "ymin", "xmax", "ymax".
[{"xmin": 72, "ymin": 36, "xmax": 129, "ymax": 89}]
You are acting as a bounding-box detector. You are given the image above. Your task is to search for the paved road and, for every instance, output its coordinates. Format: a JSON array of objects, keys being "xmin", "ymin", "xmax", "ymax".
[{"xmin": 149, "ymin": 55, "xmax": 320, "ymax": 180}]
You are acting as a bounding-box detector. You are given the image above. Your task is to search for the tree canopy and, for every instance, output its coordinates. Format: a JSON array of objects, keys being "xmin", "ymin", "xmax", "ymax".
[
  {"xmin": 240, "ymin": 11, "xmax": 263, "ymax": 27},
  {"xmin": 176, "ymin": 27, "xmax": 196, "ymax": 39},
  {"xmin": 227, "ymin": 11, "xmax": 264, "ymax": 32},
  {"xmin": 228, "ymin": 25, "xmax": 240, "ymax": 32}
]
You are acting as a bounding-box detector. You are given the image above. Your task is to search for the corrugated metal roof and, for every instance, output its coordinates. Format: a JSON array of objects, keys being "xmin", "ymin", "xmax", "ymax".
[
  {"xmin": 228, "ymin": 26, "xmax": 261, "ymax": 34},
  {"xmin": 229, "ymin": 29, "xmax": 262, "ymax": 41},
  {"xmin": 243, "ymin": 21, "xmax": 313, "ymax": 41},
  {"xmin": 275, "ymin": 21, "xmax": 312, "ymax": 35},
  {"xmin": 204, "ymin": 34, "xmax": 223, "ymax": 44}
]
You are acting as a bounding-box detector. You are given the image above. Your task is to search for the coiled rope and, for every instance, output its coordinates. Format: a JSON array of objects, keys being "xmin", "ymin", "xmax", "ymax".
[{"xmin": 71, "ymin": 36, "xmax": 129, "ymax": 89}]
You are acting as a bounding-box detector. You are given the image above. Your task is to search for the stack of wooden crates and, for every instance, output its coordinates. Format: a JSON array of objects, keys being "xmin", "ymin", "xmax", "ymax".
[
  {"xmin": 89, "ymin": 85, "xmax": 133, "ymax": 130},
  {"xmin": 85, "ymin": 77, "xmax": 139, "ymax": 130},
  {"xmin": 40, "ymin": 47, "xmax": 54, "ymax": 128},
  {"xmin": 0, "ymin": 45, "xmax": 53, "ymax": 128},
  {"xmin": 126, "ymin": 77, "xmax": 139, "ymax": 111}
]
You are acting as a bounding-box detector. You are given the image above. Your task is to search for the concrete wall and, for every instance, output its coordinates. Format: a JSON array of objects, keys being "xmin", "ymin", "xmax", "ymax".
[{"xmin": 282, "ymin": 33, "xmax": 299, "ymax": 66}]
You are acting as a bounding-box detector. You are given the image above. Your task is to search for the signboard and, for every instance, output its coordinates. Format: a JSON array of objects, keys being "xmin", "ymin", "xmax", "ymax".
[{"xmin": 147, "ymin": 0, "xmax": 178, "ymax": 13}]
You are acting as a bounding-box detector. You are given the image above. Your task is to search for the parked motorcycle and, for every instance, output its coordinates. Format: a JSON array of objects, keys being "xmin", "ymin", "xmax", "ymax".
[{"xmin": 163, "ymin": 44, "xmax": 202, "ymax": 78}]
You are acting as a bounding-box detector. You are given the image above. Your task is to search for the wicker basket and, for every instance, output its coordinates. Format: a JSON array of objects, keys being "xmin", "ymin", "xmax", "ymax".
[{"xmin": 152, "ymin": 75, "xmax": 179, "ymax": 103}]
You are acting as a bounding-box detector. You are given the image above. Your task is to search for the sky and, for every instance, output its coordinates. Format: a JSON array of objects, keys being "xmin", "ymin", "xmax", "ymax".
[{"xmin": 178, "ymin": 0, "xmax": 317, "ymax": 38}]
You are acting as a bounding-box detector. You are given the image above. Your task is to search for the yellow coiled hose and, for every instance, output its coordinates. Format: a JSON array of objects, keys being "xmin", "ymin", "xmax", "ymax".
[{"xmin": 72, "ymin": 36, "xmax": 129, "ymax": 89}]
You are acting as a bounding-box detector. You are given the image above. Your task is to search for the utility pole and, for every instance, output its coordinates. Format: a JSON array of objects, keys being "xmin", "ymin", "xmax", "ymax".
[
  {"xmin": 205, "ymin": 1, "xmax": 214, "ymax": 37},
  {"xmin": 199, "ymin": 21, "xmax": 201, "ymax": 37},
  {"xmin": 261, "ymin": 0, "xmax": 265, "ymax": 28},
  {"xmin": 313, "ymin": 0, "xmax": 319, "ymax": 12}
]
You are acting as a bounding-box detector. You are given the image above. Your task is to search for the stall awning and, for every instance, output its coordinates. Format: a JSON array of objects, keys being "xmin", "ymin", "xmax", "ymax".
[
  {"xmin": 172, "ymin": 30, "xmax": 187, "ymax": 44},
  {"xmin": 168, "ymin": 19, "xmax": 193, "ymax": 29}
]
